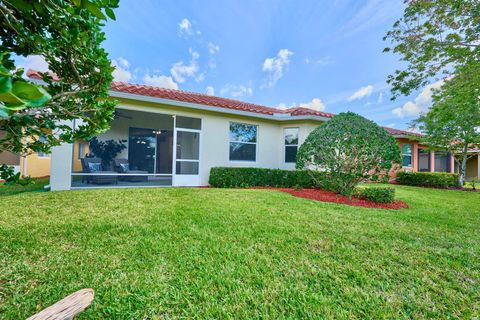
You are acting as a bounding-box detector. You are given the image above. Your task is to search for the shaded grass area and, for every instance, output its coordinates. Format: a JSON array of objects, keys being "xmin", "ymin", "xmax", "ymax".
[
  {"xmin": 0, "ymin": 185, "xmax": 479, "ymax": 319},
  {"xmin": 0, "ymin": 178, "xmax": 49, "ymax": 197}
]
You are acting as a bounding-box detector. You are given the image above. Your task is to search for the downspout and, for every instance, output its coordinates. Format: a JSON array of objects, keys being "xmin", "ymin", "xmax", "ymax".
[
  {"xmin": 22, "ymin": 155, "xmax": 27, "ymax": 177},
  {"xmin": 22, "ymin": 135, "xmax": 28, "ymax": 177}
]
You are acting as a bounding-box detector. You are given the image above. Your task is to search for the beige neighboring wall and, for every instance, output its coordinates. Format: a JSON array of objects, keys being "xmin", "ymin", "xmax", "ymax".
[
  {"xmin": 21, "ymin": 153, "xmax": 51, "ymax": 178},
  {"xmin": 0, "ymin": 131, "xmax": 20, "ymax": 166},
  {"xmin": 465, "ymin": 155, "xmax": 479, "ymax": 180},
  {"xmin": 0, "ymin": 131, "xmax": 50, "ymax": 178}
]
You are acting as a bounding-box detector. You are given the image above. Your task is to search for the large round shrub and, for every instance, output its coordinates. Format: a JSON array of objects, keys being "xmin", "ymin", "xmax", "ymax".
[{"xmin": 296, "ymin": 112, "xmax": 401, "ymax": 196}]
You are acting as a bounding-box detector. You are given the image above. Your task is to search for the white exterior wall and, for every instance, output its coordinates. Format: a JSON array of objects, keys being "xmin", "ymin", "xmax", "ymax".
[
  {"xmin": 50, "ymin": 121, "xmax": 74, "ymax": 191},
  {"xmin": 118, "ymin": 101, "xmax": 322, "ymax": 186},
  {"xmin": 49, "ymin": 100, "xmax": 323, "ymax": 190}
]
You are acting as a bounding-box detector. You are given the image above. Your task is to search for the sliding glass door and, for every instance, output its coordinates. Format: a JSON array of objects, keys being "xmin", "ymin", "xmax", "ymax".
[
  {"xmin": 128, "ymin": 127, "xmax": 173, "ymax": 175},
  {"xmin": 128, "ymin": 128, "xmax": 156, "ymax": 173}
]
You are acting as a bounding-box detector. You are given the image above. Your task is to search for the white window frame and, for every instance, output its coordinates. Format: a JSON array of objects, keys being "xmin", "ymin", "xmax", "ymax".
[
  {"xmin": 284, "ymin": 127, "xmax": 299, "ymax": 164},
  {"xmin": 229, "ymin": 121, "xmax": 258, "ymax": 162},
  {"xmin": 78, "ymin": 142, "xmax": 85, "ymax": 160}
]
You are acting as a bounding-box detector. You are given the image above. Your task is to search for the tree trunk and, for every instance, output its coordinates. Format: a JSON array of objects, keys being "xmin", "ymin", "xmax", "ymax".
[{"xmin": 459, "ymin": 143, "xmax": 469, "ymax": 187}]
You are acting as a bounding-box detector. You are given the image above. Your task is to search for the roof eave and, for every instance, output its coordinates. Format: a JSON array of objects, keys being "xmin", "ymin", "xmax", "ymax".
[{"xmin": 109, "ymin": 90, "xmax": 331, "ymax": 122}]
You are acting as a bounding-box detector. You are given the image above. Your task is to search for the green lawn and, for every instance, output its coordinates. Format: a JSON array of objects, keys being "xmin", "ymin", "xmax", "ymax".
[
  {"xmin": 0, "ymin": 185, "xmax": 479, "ymax": 319},
  {"xmin": 0, "ymin": 178, "xmax": 49, "ymax": 196}
]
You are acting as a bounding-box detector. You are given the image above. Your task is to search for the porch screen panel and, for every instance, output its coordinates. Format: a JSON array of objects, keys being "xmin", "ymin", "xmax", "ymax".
[
  {"xmin": 175, "ymin": 130, "xmax": 200, "ymax": 175},
  {"xmin": 434, "ymin": 152, "xmax": 450, "ymax": 172}
]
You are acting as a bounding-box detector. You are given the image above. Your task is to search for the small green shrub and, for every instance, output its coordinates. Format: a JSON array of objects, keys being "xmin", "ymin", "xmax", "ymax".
[
  {"xmin": 0, "ymin": 164, "xmax": 34, "ymax": 186},
  {"xmin": 209, "ymin": 167, "xmax": 328, "ymax": 188},
  {"xmin": 396, "ymin": 171, "xmax": 459, "ymax": 188},
  {"xmin": 356, "ymin": 187, "xmax": 395, "ymax": 203}
]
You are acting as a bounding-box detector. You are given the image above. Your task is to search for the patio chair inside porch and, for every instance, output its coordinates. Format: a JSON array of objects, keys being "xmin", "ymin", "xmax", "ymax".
[
  {"xmin": 113, "ymin": 158, "xmax": 149, "ymax": 182},
  {"xmin": 81, "ymin": 158, "xmax": 118, "ymax": 185}
]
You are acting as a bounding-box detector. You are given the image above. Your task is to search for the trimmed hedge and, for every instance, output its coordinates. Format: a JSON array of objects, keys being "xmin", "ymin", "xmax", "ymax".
[
  {"xmin": 356, "ymin": 187, "xmax": 395, "ymax": 203},
  {"xmin": 209, "ymin": 167, "xmax": 328, "ymax": 188},
  {"xmin": 396, "ymin": 171, "xmax": 459, "ymax": 188}
]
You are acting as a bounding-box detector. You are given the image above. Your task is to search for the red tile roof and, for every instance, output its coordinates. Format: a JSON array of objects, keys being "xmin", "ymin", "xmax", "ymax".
[
  {"xmin": 27, "ymin": 69, "xmax": 421, "ymax": 138},
  {"xmin": 110, "ymin": 82, "xmax": 337, "ymax": 118},
  {"xmin": 110, "ymin": 82, "xmax": 282, "ymax": 115},
  {"xmin": 26, "ymin": 69, "xmax": 59, "ymax": 81},
  {"xmin": 383, "ymin": 127, "xmax": 423, "ymax": 137},
  {"xmin": 27, "ymin": 69, "xmax": 334, "ymax": 118}
]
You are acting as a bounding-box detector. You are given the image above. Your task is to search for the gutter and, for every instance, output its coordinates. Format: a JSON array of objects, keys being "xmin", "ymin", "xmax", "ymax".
[{"xmin": 109, "ymin": 91, "xmax": 331, "ymax": 122}]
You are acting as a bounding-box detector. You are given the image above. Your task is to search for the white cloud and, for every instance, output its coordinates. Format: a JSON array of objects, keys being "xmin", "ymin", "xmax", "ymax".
[
  {"xmin": 206, "ymin": 86, "xmax": 215, "ymax": 95},
  {"xmin": 278, "ymin": 98, "xmax": 326, "ymax": 112},
  {"xmin": 304, "ymin": 56, "xmax": 331, "ymax": 67},
  {"xmin": 377, "ymin": 92, "xmax": 384, "ymax": 104},
  {"xmin": 18, "ymin": 55, "xmax": 49, "ymax": 73},
  {"xmin": 315, "ymin": 56, "xmax": 332, "ymax": 66},
  {"xmin": 261, "ymin": 49, "xmax": 294, "ymax": 88},
  {"xmin": 178, "ymin": 18, "xmax": 203, "ymax": 39},
  {"xmin": 143, "ymin": 74, "xmax": 178, "ymax": 90},
  {"xmin": 347, "ymin": 85, "xmax": 373, "ymax": 101},
  {"xmin": 392, "ymin": 80, "xmax": 444, "ymax": 118},
  {"xmin": 220, "ymin": 84, "xmax": 253, "ymax": 98},
  {"xmin": 195, "ymin": 73, "xmax": 205, "ymax": 82},
  {"xmin": 111, "ymin": 57, "xmax": 133, "ymax": 82},
  {"xmin": 178, "ymin": 18, "xmax": 192, "ymax": 36},
  {"xmin": 299, "ymin": 98, "xmax": 326, "ymax": 111},
  {"xmin": 208, "ymin": 42, "xmax": 220, "ymax": 55},
  {"xmin": 170, "ymin": 49, "xmax": 200, "ymax": 83}
]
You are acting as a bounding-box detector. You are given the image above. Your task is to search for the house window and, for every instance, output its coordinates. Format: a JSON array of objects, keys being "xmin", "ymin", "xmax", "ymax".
[
  {"xmin": 37, "ymin": 135, "xmax": 50, "ymax": 158},
  {"xmin": 229, "ymin": 122, "xmax": 257, "ymax": 161},
  {"xmin": 402, "ymin": 144, "xmax": 412, "ymax": 167},
  {"xmin": 418, "ymin": 149, "xmax": 430, "ymax": 172},
  {"xmin": 284, "ymin": 127, "xmax": 299, "ymax": 163}
]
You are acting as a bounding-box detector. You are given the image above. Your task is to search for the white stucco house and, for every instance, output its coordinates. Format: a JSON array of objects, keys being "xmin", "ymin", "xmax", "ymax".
[
  {"xmin": 26, "ymin": 71, "xmax": 452, "ymax": 191},
  {"xmin": 48, "ymin": 80, "xmax": 335, "ymax": 190}
]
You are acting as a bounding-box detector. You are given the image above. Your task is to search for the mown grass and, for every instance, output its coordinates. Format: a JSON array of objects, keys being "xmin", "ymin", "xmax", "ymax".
[
  {"xmin": 0, "ymin": 185, "xmax": 479, "ymax": 319},
  {"xmin": 0, "ymin": 178, "xmax": 49, "ymax": 197}
]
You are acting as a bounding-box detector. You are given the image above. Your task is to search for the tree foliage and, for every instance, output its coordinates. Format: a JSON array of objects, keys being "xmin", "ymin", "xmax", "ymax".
[
  {"xmin": 88, "ymin": 136, "xmax": 126, "ymax": 167},
  {"xmin": 296, "ymin": 112, "xmax": 401, "ymax": 196},
  {"xmin": 0, "ymin": 0, "xmax": 119, "ymax": 156},
  {"xmin": 384, "ymin": 0, "xmax": 480, "ymax": 98},
  {"xmin": 413, "ymin": 61, "xmax": 480, "ymax": 186}
]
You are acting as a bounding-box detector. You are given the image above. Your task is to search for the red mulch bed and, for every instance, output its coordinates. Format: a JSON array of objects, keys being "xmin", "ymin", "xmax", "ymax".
[{"xmin": 256, "ymin": 187, "xmax": 409, "ymax": 210}]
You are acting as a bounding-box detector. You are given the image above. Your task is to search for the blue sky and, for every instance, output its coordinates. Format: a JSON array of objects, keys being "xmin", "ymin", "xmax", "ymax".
[{"xmin": 19, "ymin": 0, "xmax": 441, "ymax": 130}]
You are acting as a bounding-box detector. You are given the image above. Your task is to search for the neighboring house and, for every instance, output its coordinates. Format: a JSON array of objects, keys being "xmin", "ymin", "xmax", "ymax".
[
  {"xmin": 456, "ymin": 150, "xmax": 480, "ymax": 181},
  {"xmin": 0, "ymin": 131, "xmax": 51, "ymax": 178},
  {"xmin": 25, "ymin": 70, "xmax": 458, "ymax": 190}
]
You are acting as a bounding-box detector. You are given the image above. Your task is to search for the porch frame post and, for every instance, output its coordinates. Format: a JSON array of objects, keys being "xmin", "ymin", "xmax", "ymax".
[
  {"xmin": 50, "ymin": 120, "xmax": 74, "ymax": 191},
  {"xmin": 430, "ymin": 151, "xmax": 435, "ymax": 172}
]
